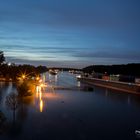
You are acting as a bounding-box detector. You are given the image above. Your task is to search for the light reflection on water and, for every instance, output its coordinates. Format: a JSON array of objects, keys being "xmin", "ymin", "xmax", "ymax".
[
  {"xmin": 0, "ymin": 72, "xmax": 140, "ymax": 140},
  {"xmin": 35, "ymin": 85, "xmax": 44, "ymax": 113},
  {"xmin": 77, "ymin": 81, "xmax": 81, "ymax": 87},
  {"xmin": 40, "ymin": 99, "xmax": 43, "ymax": 112}
]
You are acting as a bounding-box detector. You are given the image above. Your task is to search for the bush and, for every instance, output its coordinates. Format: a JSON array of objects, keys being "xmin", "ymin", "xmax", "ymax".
[{"xmin": 17, "ymin": 81, "xmax": 33, "ymax": 97}]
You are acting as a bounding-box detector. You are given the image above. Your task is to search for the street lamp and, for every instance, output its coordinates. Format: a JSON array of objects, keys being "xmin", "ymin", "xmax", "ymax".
[
  {"xmin": 22, "ymin": 74, "xmax": 26, "ymax": 79},
  {"xmin": 36, "ymin": 77, "xmax": 40, "ymax": 81}
]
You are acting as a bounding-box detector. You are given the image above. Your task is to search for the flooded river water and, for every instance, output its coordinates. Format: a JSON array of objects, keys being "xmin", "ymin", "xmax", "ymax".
[{"xmin": 0, "ymin": 72, "xmax": 140, "ymax": 140}]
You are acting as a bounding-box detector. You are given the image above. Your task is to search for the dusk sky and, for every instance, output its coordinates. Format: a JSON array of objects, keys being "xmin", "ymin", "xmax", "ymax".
[{"xmin": 0, "ymin": 0, "xmax": 140, "ymax": 68}]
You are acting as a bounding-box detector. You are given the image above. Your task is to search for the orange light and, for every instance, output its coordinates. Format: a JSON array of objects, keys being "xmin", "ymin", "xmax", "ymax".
[
  {"xmin": 22, "ymin": 75, "xmax": 25, "ymax": 79},
  {"xmin": 40, "ymin": 83, "xmax": 44, "ymax": 87},
  {"xmin": 40, "ymin": 99, "xmax": 43, "ymax": 112},
  {"xmin": 39, "ymin": 91, "xmax": 42, "ymax": 100},
  {"xmin": 36, "ymin": 92, "xmax": 39, "ymax": 98},
  {"xmin": 36, "ymin": 77, "xmax": 39, "ymax": 80}
]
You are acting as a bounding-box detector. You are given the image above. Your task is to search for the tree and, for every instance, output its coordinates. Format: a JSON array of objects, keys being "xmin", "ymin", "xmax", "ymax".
[
  {"xmin": 0, "ymin": 51, "xmax": 5, "ymax": 64},
  {"xmin": 5, "ymin": 93, "xmax": 18, "ymax": 124}
]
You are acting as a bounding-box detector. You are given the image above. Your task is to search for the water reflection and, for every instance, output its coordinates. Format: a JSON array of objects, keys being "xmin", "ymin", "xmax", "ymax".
[
  {"xmin": 77, "ymin": 81, "xmax": 81, "ymax": 87},
  {"xmin": 105, "ymin": 88, "xmax": 108, "ymax": 96},
  {"xmin": 5, "ymin": 93, "xmax": 18, "ymax": 124},
  {"xmin": 94, "ymin": 86, "xmax": 140, "ymax": 107},
  {"xmin": 0, "ymin": 82, "xmax": 35, "ymax": 136},
  {"xmin": 40, "ymin": 99, "xmax": 43, "ymax": 112},
  {"xmin": 0, "ymin": 110, "xmax": 7, "ymax": 134},
  {"xmin": 127, "ymin": 95, "xmax": 131, "ymax": 105},
  {"xmin": 39, "ymin": 92, "xmax": 42, "ymax": 101},
  {"xmin": 35, "ymin": 86, "xmax": 44, "ymax": 113}
]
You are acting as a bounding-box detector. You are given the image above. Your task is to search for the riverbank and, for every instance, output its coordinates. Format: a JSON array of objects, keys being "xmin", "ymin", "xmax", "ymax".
[
  {"xmin": 78, "ymin": 77, "xmax": 140, "ymax": 95},
  {"xmin": 0, "ymin": 78, "xmax": 13, "ymax": 82}
]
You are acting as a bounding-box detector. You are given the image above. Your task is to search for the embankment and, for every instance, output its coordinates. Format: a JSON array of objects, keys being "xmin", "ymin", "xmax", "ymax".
[{"xmin": 78, "ymin": 78, "xmax": 140, "ymax": 95}]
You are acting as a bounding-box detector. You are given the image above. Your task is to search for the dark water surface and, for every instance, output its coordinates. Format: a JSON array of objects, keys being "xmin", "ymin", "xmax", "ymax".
[{"xmin": 0, "ymin": 72, "xmax": 140, "ymax": 140}]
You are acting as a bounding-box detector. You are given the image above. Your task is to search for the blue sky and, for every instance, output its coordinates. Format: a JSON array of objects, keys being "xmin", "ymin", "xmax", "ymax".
[{"xmin": 0, "ymin": 0, "xmax": 140, "ymax": 68}]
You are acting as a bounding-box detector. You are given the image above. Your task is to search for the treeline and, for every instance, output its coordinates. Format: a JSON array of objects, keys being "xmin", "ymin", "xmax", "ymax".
[
  {"xmin": 0, "ymin": 51, "xmax": 5, "ymax": 64},
  {"xmin": 83, "ymin": 63, "xmax": 140, "ymax": 77},
  {"xmin": 0, "ymin": 64, "xmax": 48, "ymax": 81},
  {"xmin": 49, "ymin": 67, "xmax": 81, "ymax": 71}
]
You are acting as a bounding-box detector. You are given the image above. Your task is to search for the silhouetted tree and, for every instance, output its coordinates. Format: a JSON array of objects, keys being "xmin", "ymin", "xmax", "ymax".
[
  {"xmin": 83, "ymin": 63, "xmax": 140, "ymax": 77},
  {"xmin": 5, "ymin": 93, "xmax": 18, "ymax": 124},
  {"xmin": 0, "ymin": 51, "xmax": 5, "ymax": 64},
  {"xmin": 36, "ymin": 65, "xmax": 48, "ymax": 73}
]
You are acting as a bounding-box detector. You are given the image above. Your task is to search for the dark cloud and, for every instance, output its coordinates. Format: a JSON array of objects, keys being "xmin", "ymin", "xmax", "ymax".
[
  {"xmin": 0, "ymin": 0, "xmax": 140, "ymax": 29},
  {"xmin": 73, "ymin": 50, "xmax": 140, "ymax": 60}
]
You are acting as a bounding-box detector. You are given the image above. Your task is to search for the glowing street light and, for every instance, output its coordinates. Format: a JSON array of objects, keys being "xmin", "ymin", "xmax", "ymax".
[
  {"xmin": 22, "ymin": 75, "xmax": 26, "ymax": 79},
  {"xmin": 17, "ymin": 71, "xmax": 37, "ymax": 81},
  {"xmin": 36, "ymin": 77, "xmax": 40, "ymax": 81}
]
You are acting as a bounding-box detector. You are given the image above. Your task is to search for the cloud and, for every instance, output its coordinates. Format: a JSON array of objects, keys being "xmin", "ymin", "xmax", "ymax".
[
  {"xmin": 0, "ymin": 0, "xmax": 140, "ymax": 67},
  {"xmin": 6, "ymin": 56, "xmax": 90, "ymax": 68},
  {"xmin": 0, "ymin": 0, "xmax": 140, "ymax": 30},
  {"xmin": 73, "ymin": 50, "xmax": 140, "ymax": 60}
]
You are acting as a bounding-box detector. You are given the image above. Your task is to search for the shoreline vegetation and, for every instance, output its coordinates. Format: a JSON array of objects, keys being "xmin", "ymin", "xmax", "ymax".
[
  {"xmin": 0, "ymin": 62, "xmax": 47, "ymax": 98},
  {"xmin": 17, "ymin": 80, "xmax": 36, "ymax": 97},
  {"xmin": 82, "ymin": 63, "xmax": 140, "ymax": 77}
]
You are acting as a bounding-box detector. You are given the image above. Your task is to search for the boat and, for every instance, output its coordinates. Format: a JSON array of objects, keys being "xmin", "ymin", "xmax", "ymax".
[{"xmin": 49, "ymin": 69, "xmax": 58, "ymax": 75}]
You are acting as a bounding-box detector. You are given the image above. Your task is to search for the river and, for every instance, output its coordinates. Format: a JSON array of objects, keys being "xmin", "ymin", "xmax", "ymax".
[{"xmin": 0, "ymin": 72, "xmax": 140, "ymax": 140}]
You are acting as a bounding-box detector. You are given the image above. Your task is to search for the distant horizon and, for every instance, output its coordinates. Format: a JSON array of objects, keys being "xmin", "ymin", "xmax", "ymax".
[{"xmin": 5, "ymin": 58, "xmax": 140, "ymax": 69}]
